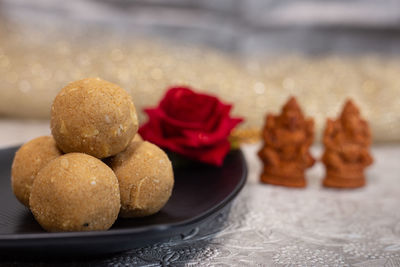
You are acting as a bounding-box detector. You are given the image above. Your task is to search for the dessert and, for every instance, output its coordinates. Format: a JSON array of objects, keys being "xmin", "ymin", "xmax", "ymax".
[
  {"xmin": 11, "ymin": 77, "xmax": 175, "ymax": 232},
  {"xmin": 322, "ymin": 99, "xmax": 373, "ymax": 188},
  {"xmin": 30, "ymin": 153, "xmax": 120, "ymax": 232},
  {"xmin": 11, "ymin": 136, "xmax": 62, "ymax": 207},
  {"xmin": 51, "ymin": 77, "xmax": 138, "ymax": 158},
  {"xmin": 133, "ymin": 134, "xmax": 143, "ymax": 142},
  {"xmin": 258, "ymin": 97, "xmax": 315, "ymax": 187},
  {"xmin": 111, "ymin": 141, "xmax": 174, "ymax": 217}
]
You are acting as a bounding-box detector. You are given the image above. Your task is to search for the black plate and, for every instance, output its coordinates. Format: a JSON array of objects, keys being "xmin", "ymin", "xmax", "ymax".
[{"xmin": 0, "ymin": 146, "xmax": 247, "ymax": 255}]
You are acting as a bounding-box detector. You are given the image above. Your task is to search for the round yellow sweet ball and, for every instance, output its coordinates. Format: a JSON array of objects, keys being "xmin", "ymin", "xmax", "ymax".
[
  {"xmin": 111, "ymin": 141, "xmax": 174, "ymax": 217},
  {"xmin": 11, "ymin": 136, "xmax": 62, "ymax": 207},
  {"xmin": 51, "ymin": 77, "xmax": 138, "ymax": 158},
  {"xmin": 29, "ymin": 153, "xmax": 121, "ymax": 232}
]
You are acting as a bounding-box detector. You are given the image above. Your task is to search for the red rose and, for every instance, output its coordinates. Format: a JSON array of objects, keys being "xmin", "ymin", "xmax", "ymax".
[{"xmin": 139, "ymin": 87, "xmax": 243, "ymax": 166}]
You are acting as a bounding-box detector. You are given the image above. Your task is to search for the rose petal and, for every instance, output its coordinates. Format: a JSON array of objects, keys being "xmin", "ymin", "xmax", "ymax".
[
  {"xmin": 201, "ymin": 102, "xmax": 231, "ymax": 132},
  {"xmin": 182, "ymin": 117, "xmax": 243, "ymax": 146},
  {"xmin": 138, "ymin": 117, "xmax": 165, "ymax": 144},
  {"xmin": 145, "ymin": 108, "xmax": 205, "ymax": 131},
  {"xmin": 160, "ymin": 87, "xmax": 218, "ymax": 123},
  {"xmin": 139, "ymin": 86, "xmax": 244, "ymax": 166},
  {"xmin": 174, "ymin": 141, "xmax": 231, "ymax": 166}
]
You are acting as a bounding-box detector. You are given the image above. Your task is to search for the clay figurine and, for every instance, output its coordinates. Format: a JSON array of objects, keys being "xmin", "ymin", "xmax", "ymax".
[
  {"xmin": 322, "ymin": 99, "xmax": 373, "ymax": 188},
  {"xmin": 258, "ymin": 97, "xmax": 315, "ymax": 187}
]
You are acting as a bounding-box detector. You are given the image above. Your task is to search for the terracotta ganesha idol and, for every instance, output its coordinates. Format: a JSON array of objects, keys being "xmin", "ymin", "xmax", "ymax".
[
  {"xmin": 322, "ymin": 100, "xmax": 373, "ymax": 188},
  {"xmin": 258, "ymin": 97, "xmax": 315, "ymax": 187}
]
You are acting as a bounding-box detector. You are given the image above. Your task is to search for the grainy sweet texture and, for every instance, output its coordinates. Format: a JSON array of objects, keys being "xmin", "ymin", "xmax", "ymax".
[
  {"xmin": 13, "ymin": 78, "xmax": 173, "ymax": 232},
  {"xmin": 111, "ymin": 141, "xmax": 174, "ymax": 217},
  {"xmin": 11, "ymin": 136, "xmax": 62, "ymax": 207},
  {"xmin": 132, "ymin": 134, "xmax": 143, "ymax": 142},
  {"xmin": 51, "ymin": 77, "xmax": 138, "ymax": 158},
  {"xmin": 29, "ymin": 153, "xmax": 121, "ymax": 232}
]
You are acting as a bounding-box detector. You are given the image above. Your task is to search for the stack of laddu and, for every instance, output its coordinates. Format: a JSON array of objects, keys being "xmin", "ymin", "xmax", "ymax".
[{"xmin": 11, "ymin": 78, "xmax": 174, "ymax": 232}]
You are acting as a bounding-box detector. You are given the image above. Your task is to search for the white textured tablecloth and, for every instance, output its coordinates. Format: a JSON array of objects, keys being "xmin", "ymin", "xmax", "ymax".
[{"xmin": 1, "ymin": 120, "xmax": 400, "ymax": 266}]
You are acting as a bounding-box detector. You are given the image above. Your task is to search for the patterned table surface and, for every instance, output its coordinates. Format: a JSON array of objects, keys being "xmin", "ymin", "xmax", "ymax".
[{"xmin": 1, "ymin": 120, "xmax": 399, "ymax": 266}]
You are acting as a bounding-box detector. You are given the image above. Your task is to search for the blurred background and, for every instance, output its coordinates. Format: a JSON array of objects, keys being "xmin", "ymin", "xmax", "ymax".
[{"xmin": 1, "ymin": 0, "xmax": 400, "ymax": 142}]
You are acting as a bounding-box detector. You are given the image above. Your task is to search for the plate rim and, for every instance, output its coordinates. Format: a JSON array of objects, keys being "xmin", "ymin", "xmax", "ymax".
[{"xmin": 0, "ymin": 146, "xmax": 247, "ymax": 244}]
